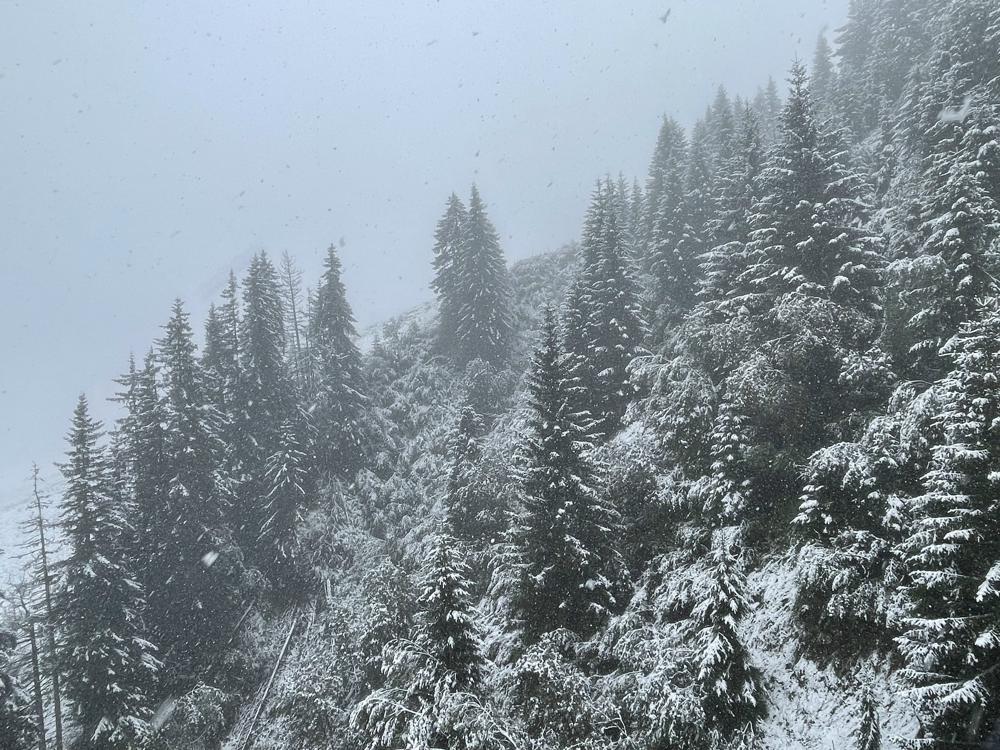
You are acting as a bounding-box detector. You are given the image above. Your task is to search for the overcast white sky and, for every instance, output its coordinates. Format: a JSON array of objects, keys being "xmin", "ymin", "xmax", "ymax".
[{"xmin": 0, "ymin": 0, "xmax": 846, "ymax": 562}]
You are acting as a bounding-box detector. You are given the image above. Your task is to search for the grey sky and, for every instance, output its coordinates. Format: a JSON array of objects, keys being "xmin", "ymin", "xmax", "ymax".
[{"xmin": 0, "ymin": 0, "xmax": 846, "ymax": 559}]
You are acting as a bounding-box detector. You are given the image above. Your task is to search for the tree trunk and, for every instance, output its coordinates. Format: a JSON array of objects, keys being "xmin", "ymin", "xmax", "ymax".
[
  {"xmin": 25, "ymin": 620, "xmax": 46, "ymax": 750},
  {"xmin": 32, "ymin": 466, "xmax": 63, "ymax": 750}
]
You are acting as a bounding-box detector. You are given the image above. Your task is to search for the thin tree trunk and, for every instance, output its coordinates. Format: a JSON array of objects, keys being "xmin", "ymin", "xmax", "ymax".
[
  {"xmin": 32, "ymin": 466, "xmax": 63, "ymax": 750},
  {"xmin": 25, "ymin": 619, "xmax": 46, "ymax": 750},
  {"xmin": 280, "ymin": 251, "xmax": 305, "ymax": 391}
]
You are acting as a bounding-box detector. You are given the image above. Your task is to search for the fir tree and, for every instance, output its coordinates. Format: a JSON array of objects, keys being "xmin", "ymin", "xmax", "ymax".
[
  {"xmin": 453, "ymin": 185, "xmax": 513, "ymax": 368},
  {"xmin": 351, "ymin": 537, "xmax": 485, "ymax": 749},
  {"xmin": 279, "ymin": 250, "xmax": 308, "ymax": 391},
  {"xmin": 854, "ymin": 676, "xmax": 881, "ymax": 750},
  {"xmin": 431, "ymin": 193, "xmax": 468, "ymax": 353},
  {"xmin": 645, "ymin": 117, "xmax": 695, "ymax": 331},
  {"xmin": 512, "ymin": 309, "xmax": 623, "ymax": 642},
  {"xmin": 55, "ymin": 395, "xmax": 159, "ymax": 749},
  {"xmin": 811, "ymin": 30, "xmax": 836, "ymax": 115},
  {"xmin": 154, "ymin": 300, "xmax": 240, "ymax": 684},
  {"xmin": 564, "ymin": 183, "xmax": 647, "ymax": 438},
  {"xmin": 238, "ymin": 252, "xmax": 291, "ymax": 449},
  {"xmin": 258, "ymin": 419, "xmax": 312, "ymax": 590},
  {"xmin": 752, "ymin": 76, "xmax": 782, "ymax": 146},
  {"xmin": 692, "ymin": 538, "xmax": 764, "ymax": 733},
  {"xmin": 707, "ymin": 85, "xmax": 736, "ymax": 167},
  {"xmin": 309, "ymin": 244, "xmax": 369, "ymax": 480},
  {"xmin": 202, "ymin": 271, "xmax": 240, "ymax": 417},
  {"xmin": 897, "ymin": 300, "xmax": 1000, "ymax": 742},
  {"xmin": 897, "ymin": 143, "xmax": 1000, "ymax": 380},
  {"xmin": 699, "ymin": 105, "xmax": 764, "ymax": 319},
  {"xmin": 115, "ymin": 351, "xmax": 170, "ymax": 609},
  {"xmin": 235, "ymin": 251, "xmax": 297, "ymax": 553},
  {"xmin": 896, "ymin": 301, "xmax": 1000, "ymax": 741},
  {"xmin": 415, "ymin": 534, "xmax": 485, "ymax": 691},
  {"xmin": 734, "ymin": 63, "xmax": 883, "ymax": 329},
  {"xmin": 695, "ymin": 400, "xmax": 752, "ymax": 524},
  {"xmin": 444, "ymin": 404, "xmax": 486, "ymax": 543},
  {"xmin": 0, "ymin": 630, "xmax": 37, "ymax": 750}
]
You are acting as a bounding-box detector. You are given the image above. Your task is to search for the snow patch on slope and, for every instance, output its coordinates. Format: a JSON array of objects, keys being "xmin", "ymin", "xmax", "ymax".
[{"xmin": 743, "ymin": 556, "xmax": 919, "ymax": 747}]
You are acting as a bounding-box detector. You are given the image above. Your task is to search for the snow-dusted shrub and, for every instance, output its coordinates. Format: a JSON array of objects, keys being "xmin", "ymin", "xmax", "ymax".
[
  {"xmin": 149, "ymin": 684, "xmax": 236, "ymax": 750},
  {"xmin": 794, "ymin": 533, "xmax": 898, "ymax": 657},
  {"xmin": 499, "ymin": 630, "xmax": 611, "ymax": 749}
]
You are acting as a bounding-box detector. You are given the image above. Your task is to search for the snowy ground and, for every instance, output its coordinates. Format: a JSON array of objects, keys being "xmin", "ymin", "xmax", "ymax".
[{"xmin": 744, "ymin": 557, "xmax": 919, "ymax": 747}]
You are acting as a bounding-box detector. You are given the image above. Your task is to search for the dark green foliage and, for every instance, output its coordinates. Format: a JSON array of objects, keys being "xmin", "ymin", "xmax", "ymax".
[
  {"xmin": 444, "ymin": 404, "xmax": 487, "ymax": 542},
  {"xmin": 259, "ymin": 419, "xmax": 313, "ymax": 591},
  {"xmin": 0, "ymin": 630, "xmax": 37, "ymax": 750},
  {"xmin": 432, "ymin": 185, "xmax": 513, "ymax": 369},
  {"xmin": 645, "ymin": 117, "xmax": 696, "ymax": 333},
  {"xmin": 414, "ymin": 535, "xmax": 485, "ymax": 691},
  {"xmin": 511, "ymin": 309, "xmax": 624, "ymax": 642},
  {"xmin": 431, "ymin": 193, "xmax": 468, "ymax": 354},
  {"xmin": 456, "ymin": 185, "xmax": 514, "ymax": 368},
  {"xmin": 897, "ymin": 301, "xmax": 1000, "ymax": 742},
  {"xmin": 56, "ymin": 396, "xmax": 159, "ymax": 749},
  {"xmin": 692, "ymin": 539, "xmax": 764, "ymax": 733},
  {"xmin": 698, "ymin": 105, "xmax": 764, "ymax": 321},
  {"xmin": 310, "ymin": 244, "xmax": 369, "ymax": 480},
  {"xmin": 202, "ymin": 271, "xmax": 241, "ymax": 417},
  {"xmin": 153, "ymin": 301, "xmax": 242, "ymax": 685},
  {"xmin": 351, "ymin": 539, "xmax": 485, "ymax": 749},
  {"xmin": 854, "ymin": 676, "xmax": 881, "ymax": 750},
  {"xmin": 735, "ymin": 63, "xmax": 883, "ymax": 327},
  {"xmin": 563, "ymin": 182, "xmax": 647, "ymax": 439},
  {"xmin": 892, "ymin": 143, "xmax": 1000, "ymax": 380}
]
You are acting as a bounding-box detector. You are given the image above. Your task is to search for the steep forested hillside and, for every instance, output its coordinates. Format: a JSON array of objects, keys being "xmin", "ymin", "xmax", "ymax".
[{"xmin": 3, "ymin": 1, "xmax": 1000, "ymax": 748}]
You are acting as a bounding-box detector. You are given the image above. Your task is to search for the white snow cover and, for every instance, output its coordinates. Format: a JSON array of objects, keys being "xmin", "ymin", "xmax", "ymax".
[{"xmin": 742, "ymin": 556, "xmax": 919, "ymax": 747}]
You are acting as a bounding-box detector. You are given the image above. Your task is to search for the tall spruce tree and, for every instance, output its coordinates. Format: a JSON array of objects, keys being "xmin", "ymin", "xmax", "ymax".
[
  {"xmin": 55, "ymin": 395, "xmax": 158, "ymax": 749},
  {"xmin": 897, "ymin": 300, "xmax": 1000, "ymax": 742},
  {"xmin": 734, "ymin": 63, "xmax": 883, "ymax": 329},
  {"xmin": 115, "ymin": 351, "xmax": 170, "ymax": 611},
  {"xmin": 811, "ymin": 30, "xmax": 837, "ymax": 116},
  {"xmin": 202, "ymin": 271, "xmax": 241, "ymax": 417},
  {"xmin": 258, "ymin": 419, "xmax": 312, "ymax": 590},
  {"xmin": 567, "ymin": 185, "xmax": 647, "ymax": 438},
  {"xmin": 692, "ymin": 539, "xmax": 764, "ymax": 733},
  {"xmin": 444, "ymin": 404, "xmax": 487, "ymax": 543},
  {"xmin": 707, "ymin": 86, "xmax": 736, "ymax": 168},
  {"xmin": 645, "ymin": 117, "xmax": 694, "ymax": 332},
  {"xmin": 414, "ymin": 534, "xmax": 485, "ymax": 691},
  {"xmin": 698, "ymin": 105, "xmax": 764, "ymax": 320},
  {"xmin": 154, "ymin": 300, "xmax": 240, "ymax": 684},
  {"xmin": 431, "ymin": 193, "xmax": 468, "ymax": 353},
  {"xmin": 236, "ymin": 252, "xmax": 296, "ymax": 551},
  {"xmin": 896, "ymin": 142, "xmax": 1000, "ymax": 380},
  {"xmin": 453, "ymin": 185, "xmax": 513, "ymax": 368},
  {"xmin": 512, "ymin": 309, "xmax": 623, "ymax": 642},
  {"xmin": 309, "ymin": 244, "xmax": 369, "ymax": 480},
  {"xmin": 752, "ymin": 76, "xmax": 782, "ymax": 146},
  {"xmin": 279, "ymin": 250, "xmax": 308, "ymax": 392},
  {"xmin": 351, "ymin": 535, "xmax": 485, "ymax": 749}
]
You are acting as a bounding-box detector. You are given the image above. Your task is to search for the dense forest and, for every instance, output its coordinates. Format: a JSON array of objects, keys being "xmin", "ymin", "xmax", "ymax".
[{"xmin": 3, "ymin": 0, "xmax": 1000, "ymax": 747}]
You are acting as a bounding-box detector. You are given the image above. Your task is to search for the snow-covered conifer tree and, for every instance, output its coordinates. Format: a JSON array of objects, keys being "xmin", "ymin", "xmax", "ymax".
[
  {"xmin": 56, "ymin": 395, "xmax": 159, "ymax": 749},
  {"xmin": 431, "ymin": 193, "xmax": 468, "ymax": 354},
  {"xmin": 512, "ymin": 308, "xmax": 624, "ymax": 642},
  {"xmin": 309, "ymin": 244, "xmax": 369, "ymax": 479},
  {"xmin": 453, "ymin": 185, "xmax": 513, "ymax": 368},
  {"xmin": 692, "ymin": 538, "xmax": 764, "ymax": 733}
]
